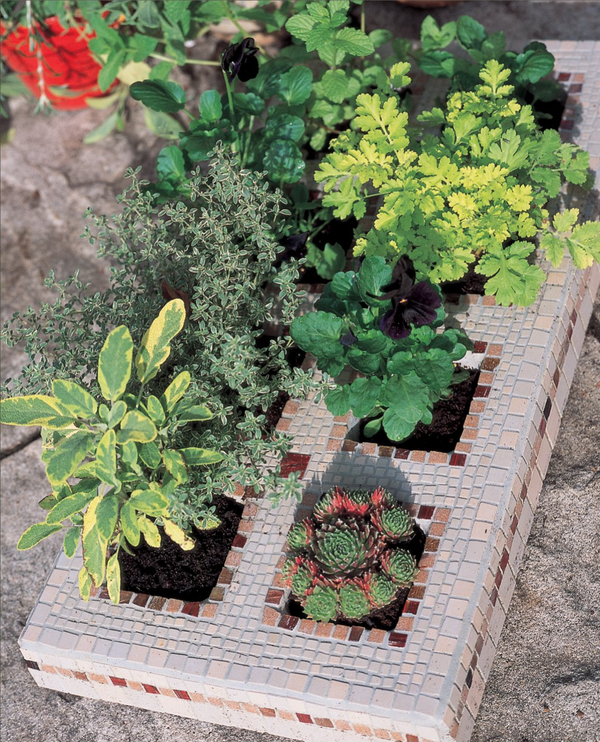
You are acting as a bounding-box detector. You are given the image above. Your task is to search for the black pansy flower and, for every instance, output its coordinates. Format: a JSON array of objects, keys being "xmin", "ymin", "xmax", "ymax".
[
  {"xmin": 340, "ymin": 329, "xmax": 357, "ymax": 347},
  {"xmin": 373, "ymin": 256, "xmax": 441, "ymax": 340},
  {"xmin": 221, "ymin": 37, "xmax": 259, "ymax": 82},
  {"xmin": 274, "ymin": 232, "xmax": 309, "ymax": 267}
]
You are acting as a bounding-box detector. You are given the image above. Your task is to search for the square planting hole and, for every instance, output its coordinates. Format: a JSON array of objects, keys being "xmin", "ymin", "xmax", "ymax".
[
  {"xmin": 263, "ymin": 503, "xmax": 450, "ymax": 646},
  {"xmin": 332, "ymin": 343, "xmax": 502, "ymax": 466}
]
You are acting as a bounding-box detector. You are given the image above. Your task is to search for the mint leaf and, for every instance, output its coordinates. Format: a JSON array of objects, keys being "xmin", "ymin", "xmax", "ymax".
[
  {"xmin": 290, "ymin": 312, "xmax": 344, "ymax": 358},
  {"xmin": 130, "ymin": 80, "xmax": 186, "ymax": 113},
  {"xmin": 349, "ymin": 377, "xmax": 382, "ymax": 418},
  {"xmin": 325, "ymin": 385, "xmax": 351, "ymax": 416}
]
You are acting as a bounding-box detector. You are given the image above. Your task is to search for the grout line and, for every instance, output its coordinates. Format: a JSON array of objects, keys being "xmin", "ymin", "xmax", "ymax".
[{"xmin": 0, "ymin": 430, "xmax": 41, "ymax": 460}]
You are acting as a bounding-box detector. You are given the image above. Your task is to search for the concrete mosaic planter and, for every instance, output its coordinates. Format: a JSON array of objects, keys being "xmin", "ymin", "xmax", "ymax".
[{"xmin": 18, "ymin": 41, "xmax": 600, "ymax": 742}]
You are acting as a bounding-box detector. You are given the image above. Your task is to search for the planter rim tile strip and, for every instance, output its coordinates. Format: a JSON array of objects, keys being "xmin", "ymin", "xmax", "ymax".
[{"xmin": 18, "ymin": 42, "xmax": 600, "ymax": 742}]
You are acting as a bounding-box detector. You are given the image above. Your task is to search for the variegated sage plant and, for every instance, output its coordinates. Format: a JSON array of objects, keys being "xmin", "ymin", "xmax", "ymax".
[{"xmin": 0, "ymin": 300, "xmax": 223, "ymax": 604}]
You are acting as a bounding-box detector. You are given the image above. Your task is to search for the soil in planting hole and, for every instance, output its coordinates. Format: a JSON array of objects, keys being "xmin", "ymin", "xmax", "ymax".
[
  {"xmin": 527, "ymin": 88, "xmax": 568, "ymax": 132},
  {"xmin": 119, "ymin": 495, "xmax": 243, "ymax": 602},
  {"xmin": 441, "ymin": 262, "xmax": 488, "ymax": 299},
  {"xmin": 286, "ymin": 524, "xmax": 426, "ymax": 631},
  {"xmin": 350, "ymin": 367, "xmax": 480, "ymax": 452}
]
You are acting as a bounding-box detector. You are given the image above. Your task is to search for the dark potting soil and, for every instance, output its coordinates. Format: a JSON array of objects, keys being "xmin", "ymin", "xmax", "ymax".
[
  {"xmin": 441, "ymin": 263, "xmax": 488, "ymax": 298},
  {"xmin": 286, "ymin": 524, "xmax": 426, "ymax": 631},
  {"xmin": 356, "ymin": 367, "xmax": 480, "ymax": 452},
  {"xmin": 119, "ymin": 495, "xmax": 243, "ymax": 602},
  {"xmin": 527, "ymin": 88, "xmax": 568, "ymax": 132}
]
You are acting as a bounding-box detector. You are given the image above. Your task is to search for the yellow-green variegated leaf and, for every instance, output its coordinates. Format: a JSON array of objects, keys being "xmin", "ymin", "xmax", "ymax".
[
  {"xmin": 38, "ymin": 494, "xmax": 58, "ymax": 511},
  {"xmin": 162, "ymin": 449, "xmax": 187, "ymax": 484},
  {"xmin": 46, "ymin": 489, "xmax": 98, "ymax": 524},
  {"xmin": 146, "ymin": 395, "xmax": 165, "ymax": 426},
  {"xmin": 63, "ymin": 526, "xmax": 80, "ymax": 558},
  {"xmin": 120, "ymin": 439, "xmax": 138, "ymax": 467},
  {"xmin": 120, "ymin": 501, "xmax": 140, "ymax": 546},
  {"xmin": 117, "ymin": 410, "xmax": 157, "ymax": 443},
  {"xmin": 98, "ymin": 325, "xmax": 133, "ymax": 402},
  {"xmin": 139, "ymin": 441, "xmax": 161, "ymax": 469},
  {"xmin": 177, "ymin": 404, "xmax": 213, "ymax": 423},
  {"xmin": 95, "ymin": 495, "xmax": 120, "ymax": 541},
  {"xmin": 106, "ymin": 552, "xmax": 121, "ymax": 604},
  {"xmin": 135, "ymin": 299, "xmax": 186, "ymax": 384},
  {"xmin": 196, "ymin": 510, "xmax": 221, "ymax": 530},
  {"xmin": 162, "ymin": 518, "xmax": 195, "ymax": 550},
  {"xmin": 106, "ymin": 400, "xmax": 127, "ymax": 429},
  {"xmin": 82, "ymin": 495, "xmax": 108, "ymax": 586},
  {"xmin": 138, "ymin": 515, "xmax": 161, "ymax": 547},
  {"xmin": 0, "ymin": 395, "xmax": 74, "ymax": 427},
  {"xmin": 42, "ymin": 431, "xmax": 95, "ymax": 486},
  {"xmin": 79, "ymin": 566, "xmax": 93, "ymax": 601},
  {"xmin": 129, "ymin": 487, "xmax": 169, "ymax": 516},
  {"xmin": 180, "ymin": 447, "xmax": 223, "ymax": 466},
  {"xmin": 161, "ymin": 370, "xmax": 191, "ymax": 411},
  {"xmin": 17, "ymin": 522, "xmax": 63, "ymax": 550},
  {"xmin": 52, "ymin": 380, "xmax": 97, "ymax": 418},
  {"xmin": 74, "ymin": 461, "xmax": 100, "ymax": 479},
  {"xmin": 95, "ymin": 430, "xmax": 117, "ymax": 485}
]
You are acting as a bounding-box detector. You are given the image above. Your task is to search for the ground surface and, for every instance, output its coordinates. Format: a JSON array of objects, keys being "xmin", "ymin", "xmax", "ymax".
[{"xmin": 1, "ymin": 2, "xmax": 599, "ymax": 741}]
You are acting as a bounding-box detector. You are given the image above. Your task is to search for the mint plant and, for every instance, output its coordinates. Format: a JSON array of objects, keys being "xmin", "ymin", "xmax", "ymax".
[
  {"xmin": 1, "ymin": 300, "xmax": 224, "ymax": 605},
  {"xmin": 291, "ymin": 256, "xmax": 472, "ymax": 442},
  {"xmin": 283, "ymin": 487, "xmax": 419, "ymax": 623},
  {"xmin": 316, "ymin": 60, "xmax": 599, "ymax": 306}
]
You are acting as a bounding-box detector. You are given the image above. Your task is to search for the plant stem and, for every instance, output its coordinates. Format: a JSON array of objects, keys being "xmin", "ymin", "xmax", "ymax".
[
  {"xmin": 361, "ymin": 1, "xmax": 366, "ymax": 34},
  {"xmin": 149, "ymin": 52, "xmax": 220, "ymax": 67},
  {"xmin": 223, "ymin": 70, "xmax": 238, "ymax": 154}
]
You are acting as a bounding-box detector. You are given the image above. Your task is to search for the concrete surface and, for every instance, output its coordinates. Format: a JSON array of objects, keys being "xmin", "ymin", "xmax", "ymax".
[{"xmin": 1, "ymin": 2, "xmax": 599, "ymax": 740}]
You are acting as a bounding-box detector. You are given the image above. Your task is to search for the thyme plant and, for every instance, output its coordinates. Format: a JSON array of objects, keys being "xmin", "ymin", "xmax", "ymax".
[{"xmin": 1, "ymin": 150, "xmax": 313, "ymax": 523}]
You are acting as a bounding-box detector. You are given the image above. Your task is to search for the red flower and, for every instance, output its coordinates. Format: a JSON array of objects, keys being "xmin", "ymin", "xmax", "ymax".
[{"xmin": 1, "ymin": 16, "xmax": 115, "ymax": 110}]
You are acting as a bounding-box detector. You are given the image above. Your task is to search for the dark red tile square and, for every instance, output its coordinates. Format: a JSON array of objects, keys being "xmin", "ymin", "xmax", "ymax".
[
  {"xmin": 297, "ymin": 713, "xmax": 313, "ymax": 724},
  {"xmin": 388, "ymin": 632, "xmax": 408, "ymax": 648},
  {"xmin": 450, "ymin": 453, "xmax": 467, "ymax": 467},
  {"xmin": 174, "ymin": 690, "xmax": 191, "ymax": 700},
  {"xmin": 24, "ymin": 660, "xmax": 39, "ymax": 671},
  {"xmin": 394, "ymin": 448, "xmax": 410, "ymax": 460},
  {"xmin": 473, "ymin": 341, "xmax": 488, "ymax": 353},
  {"xmin": 143, "ymin": 684, "xmax": 160, "ymax": 694},
  {"xmin": 280, "ymin": 453, "xmax": 311, "ymax": 479},
  {"xmin": 278, "ymin": 615, "xmax": 299, "ymax": 631},
  {"xmin": 490, "ymin": 587, "xmax": 498, "ymax": 606},
  {"xmin": 500, "ymin": 549, "xmax": 509, "ymax": 572},
  {"xmin": 132, "ymin": 593, "xmax": 150, "ymax": 607},
  {"xmin": 558, "ymin": 72, "xmax": 571, "ymax": 81},
  {"xmin": 539, "ymin": 417, "xmax": 547, "ymax": 438},
  {"xmin": 110, "ymin": 676, "xmax": 127, "ymax": 687},
  {"xmin": 404, "ymin": 601, "xmax": 420, "ymax": 615},
  {"xmin": 569, "ymin": 83, "xmax": 582, "ymax": 93},
  {"xmin": 265, "ymin": 589, "xmax": 284, "ymax": 605},
  {"xmin": 473, "ymin": 385, "xmax": 490, "ymax": 398},
  {"xmin": 98, "ymin": 589, "xmax": 110, "ymax": 600},
  {"xmin": 181, "ymin": 601, "xmax": 201, "ymax": 617},
  {"xmin": 418, "ymin": 505, "xmax": 435, "ymax": 520},
  {"xmin": 349, "ymin": 627, "xmax": 364, "ymax": 642},
  {"xmin": 232, "ymin": 534, "xmax": 247, "ymax": 549}
]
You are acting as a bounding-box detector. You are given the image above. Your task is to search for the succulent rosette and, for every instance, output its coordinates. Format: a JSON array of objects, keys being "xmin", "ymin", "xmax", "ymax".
[{"xmin": 284, "ymin": 487, "xmax": 420, "ymax": 623}]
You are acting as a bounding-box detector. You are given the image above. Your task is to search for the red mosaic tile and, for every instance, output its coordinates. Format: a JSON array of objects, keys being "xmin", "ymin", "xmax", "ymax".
[
  {"xmin": 379, "ymin": 445, "xmax": 395, "ymax": 458},
  {"xmin": 260, "ymin": 707, "xmax": 276, "ymax": 717},
  {"xmin": 539, "ymin": 417, "xmax": 547, "ymax": 438},
  {"xmin": 232, "ymin": 534, "xmax": 247, "ymax": 549},
  {"xmin": 349, "ymin": 626, "xmax": 364, "ymax": 642},
  {"xmin": 418, "ymin": 505, "xmax": 435, "ymax": 520},
  {"xmin": 343, "ymin": 439, "xmax": 358, "ymax": 452},
  {"xmin": 450, "ymin": 453, "xmax": 467, "ymax": 467},
  {"xmin": 280, "ymin": 452, "xmax": 311, "ymax": 479},
  {"xmin": 143, "ymin": 683, "xmax": 160, "ymax": 694},
  {"xmin": 487, "ymin": 344, "xmax": 503, "ymax": 357},
  {"xmin": 388, "ymin": 632, "xmax": 408, "ymax": 648},
  {"xmin": 118, "ymin": 591, "xmax": 133, "ymax": 604},
  {"xmin": 553, "ymin": 367, "xmax": 561, "ymax": 387},
  {"xmin": 209, "ymin": 587, "xmax": 225, "ymax": 601},
  {"xmin": 404, "ymin": 601, "xmax": 420, "ymax": 615},
  {"xmin": 473, "ymin": 385, "xmax": 490, "ymax": 398},
  {"xmin": 569, "ymin": 83, "xmax": 583, "ymax": 93},
  {"xmin": 25, "ymin": 660, "xmax": 40, "ymax": 671},
  {"xmin": 132, "ymin": 592, "xmax": 150, "ymax": 607},
  {"xmin": 407, "ymin": 735, "xmax": 420, "ymax": 742},
  {"xmin": 490, "ymin": 587, "xmax": 498, "ymax": 607},
  {"xmin": 217, "ymin": 568, "xmax": 233, "ymax": 585},
  {"xmin": 394, "ymin": 448, "xmax": 410, "ymax": 460},
  {"xmin": 297, "ymin": 713, "xmax": 314, "ymax": 724},
  {"xmin": 408, "ymin": 585, "xmax": 425, "ymax": 600},
  {"xmin": 473, "ymin": 341, "xmax": 488, "ymax": 353},
  {"xmin": 481, "ymin": 356, "xmax": 500, "ymax": 371},
  {"xmin": 510, "ymin": 516, "xmax": 519, "ymax": 534},
  {"xmin": 265, "ymin": 589, "xmax": 284, "ymax": 605},
  {"xmin": 500, "ymin": 549, "xmax": 509, "ymax": 572},
  {"xmin": 110, "ymin": 676, "xmax": 127, "ymax": 687},
  {"xmin": 98, "ymin": 589, "xmax": 110, "ymax": 600},
  {"xmin": 73, "ymin": 671, "xmax": 88, "ymax": 681},
  {"xmin": 425, "ymin": 537, "xmax": 439, "ymax": 552},
  {"xmin": 181, "ymin": 601, "xmax": 201, "ymax": 617},
  {"xmin": 147, "ymin": 596, "xmax": 167, "ymax": 612},
  {"xmin": 175, "ymin": 689, "xmax": 191, "ymax": 700},
  {"xmin": 558, "ymin": 72, "xmax": 571, "ymax": 81},
  {"xmin": 278, "ymin": 615, "xmax": 299, "ymax": 631},
  {"xmin": 435, "ymin": 508, "xmax": 451, "ymax": 523}
]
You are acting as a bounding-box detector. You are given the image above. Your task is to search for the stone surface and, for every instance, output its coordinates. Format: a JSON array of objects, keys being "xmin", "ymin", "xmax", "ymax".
[{"xmin": 1, "ymin": 3, "xmax": 600, "ymax": 742}]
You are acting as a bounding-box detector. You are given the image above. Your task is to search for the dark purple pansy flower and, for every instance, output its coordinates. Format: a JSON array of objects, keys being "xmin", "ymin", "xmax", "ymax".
[
  {"xmin": 373, "ymin": 256, "xmax": 441, "ymax": 340},
  {"xmin": 340, "ymin": 329, "xmax": 357, "ymax": 347},
  {"xmin": 274, "ymin": 232, "xmax": 309, "ymax": 267},
  {"xmin": 221, "ymin": 37, "xmax": 259, "ymax": 82}
]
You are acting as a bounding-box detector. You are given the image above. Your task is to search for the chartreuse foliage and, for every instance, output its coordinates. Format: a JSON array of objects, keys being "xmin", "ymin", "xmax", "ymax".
[
  {"xmin": 1, "ymin": 300, "xmax": 224, "ymax": 604},
  {"xmin": 415, "ymin": 15, "xmax": 562, "ymax": 115},
  {"xmin": 316, "ymin": 60, "xmax": 599, "ymax": 306},
  {"xmin": 283, "ymin": 487, "xmax": 419, "ymax": 622},
  {"xmin": 291, "ymin": 256, "xmax": 471, "ymax": 443}
]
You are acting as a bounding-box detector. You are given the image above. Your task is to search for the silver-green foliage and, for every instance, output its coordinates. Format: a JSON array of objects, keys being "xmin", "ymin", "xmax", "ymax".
[{"xmin": 1, "ymin": 150, "xmax": 313, "ymax": 524}]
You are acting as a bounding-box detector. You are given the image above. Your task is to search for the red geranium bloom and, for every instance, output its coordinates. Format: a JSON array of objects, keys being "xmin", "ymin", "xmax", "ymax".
[{"xmin": 0, "ymin": 16, "xmax": 114, "ymax": 110}]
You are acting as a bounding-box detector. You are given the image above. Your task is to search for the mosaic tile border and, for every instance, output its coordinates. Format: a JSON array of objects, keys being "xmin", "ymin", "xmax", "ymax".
[
  {"xmin": 262, "ymin": 504, "xmax": 450, "ymax": 647},
  {"xmin": 333, "ymin": 343, "xmax": 502, "ymax": 467}
]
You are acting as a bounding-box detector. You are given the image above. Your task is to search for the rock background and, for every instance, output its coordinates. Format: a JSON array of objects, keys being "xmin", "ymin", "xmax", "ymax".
[{"xmin": 1, "ymin": 3, "xmax": 598, "ymax": 741}]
